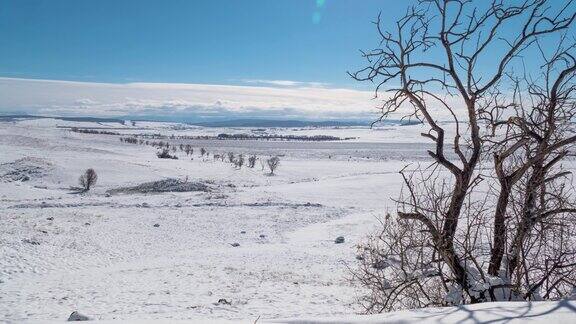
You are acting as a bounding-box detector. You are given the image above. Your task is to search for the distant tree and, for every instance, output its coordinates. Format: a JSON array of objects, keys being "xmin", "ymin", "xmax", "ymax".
[
  {"xmin": 248, "ymin": 155, "xmax": 257, "ymax": 168},
  {"xmin": 235, "ymin": 154, "xmax": 245, "ymax": 168},
  {"xmin": 79, "ymin": 168, "xmax": 98, "ymax": 191},
  {"xmin": 184, "ymin": 144, "xmax": 193, "ymax": 156},
  {"xmin": 227, "ymin": 152, "xmax": 235, "ymax": 163},
  {"xmin": 266, "ymin": 156, "xmax": 280, "ymax": 175},
  {"xmin": 200, "ymin": 147, "xmax": 207, "ymax": 156}
]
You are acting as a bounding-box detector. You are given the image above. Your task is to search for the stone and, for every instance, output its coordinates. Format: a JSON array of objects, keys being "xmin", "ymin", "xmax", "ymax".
[
  {"xmin": 334, "ymin": 236, "xmax": 345, "ymax": 244},
  {"xmin": 153, "ymin": 223, "xmax": 160, "ymax": 228},
  {"xmin": 230, "ymin": 243, "xmax": 240, "ymax": 247},
  {"xmin": 217, "ymin": 298, "xmax": 231, "ymax": 305},
  {"xmin": 67, "ymin": 311, "xmax": 91, "ymax": 321}
]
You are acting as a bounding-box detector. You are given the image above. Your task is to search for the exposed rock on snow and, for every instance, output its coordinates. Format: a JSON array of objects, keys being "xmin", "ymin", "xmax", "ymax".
[
  {"xmin": 334, "ymin": 236, "xmax": 345, "ymax": 244},
  {"xmin": 216, "ymin": 298, "xmax": 231, "ymax": 305},
  {"xmin": 21, "ymin": 238, "xmax": 40, "ymax": 245},
  {"xmin": 0, "ymin": 157, "xmax": 54, "ymax": 182},
  {"xmin": 67, "ymin": 311, "xmax": 91, "ymax": 321},
  {"xmin": 153, "ymin": 223, "xmax": 160, "ymax": 228},
  {"xmin": 230, "ymin": 243, "xmax": 240, "ymax": 247},
  {"xmin": 107, "ymin": 178, "xmax": 212, "ymax": 194}
]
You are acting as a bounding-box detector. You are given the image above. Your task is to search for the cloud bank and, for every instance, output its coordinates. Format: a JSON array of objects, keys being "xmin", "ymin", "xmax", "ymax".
[{"xmin": 0, "ymin": 77, "xmax": 379, "ymax": 121}]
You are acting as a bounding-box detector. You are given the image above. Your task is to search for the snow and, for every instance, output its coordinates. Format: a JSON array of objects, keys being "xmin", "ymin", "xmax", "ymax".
[
  {"xmin": 1, "ymin": 118, "xmax": 574, "ymax": 323},
  {"xmin": 21, "ymin": 301, "xmax": 576, "ymax": 323}
]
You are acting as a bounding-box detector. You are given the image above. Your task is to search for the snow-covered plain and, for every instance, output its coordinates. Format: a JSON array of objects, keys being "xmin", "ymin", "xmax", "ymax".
[{"xmin": 1, "ymin": 118, "xmax": 574, "ymax": 323}]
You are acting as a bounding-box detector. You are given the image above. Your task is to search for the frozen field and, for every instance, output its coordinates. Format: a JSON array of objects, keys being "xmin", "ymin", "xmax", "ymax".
[{"xmin": 1, "ymin": 118, "xmax": 574, "ymax": 323}]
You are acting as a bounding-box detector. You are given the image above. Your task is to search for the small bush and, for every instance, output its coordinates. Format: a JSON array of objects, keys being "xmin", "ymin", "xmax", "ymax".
[{"xmin": 156, "ymin": 149, "xmax": 178, "ymax": 159}]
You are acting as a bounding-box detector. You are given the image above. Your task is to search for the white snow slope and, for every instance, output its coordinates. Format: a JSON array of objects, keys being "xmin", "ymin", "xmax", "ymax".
[{"xmin": 1, "ymin": 118, "xmax": 575, "ymax": 324}]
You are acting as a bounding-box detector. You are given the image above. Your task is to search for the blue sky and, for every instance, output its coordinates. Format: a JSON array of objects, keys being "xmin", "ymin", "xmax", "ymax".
[
  {"xmin": 0, "ymin": 0, "xmax": 573, "ymax": 120},
  {"xmin": 0, "ymin": 0, "xmax": 392, "ymax": 87}
]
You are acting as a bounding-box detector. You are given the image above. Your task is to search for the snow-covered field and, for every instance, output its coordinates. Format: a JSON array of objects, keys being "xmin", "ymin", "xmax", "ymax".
[{"xmin": 1, "ymin": 118, "xmax": 574, "ymax": 323}]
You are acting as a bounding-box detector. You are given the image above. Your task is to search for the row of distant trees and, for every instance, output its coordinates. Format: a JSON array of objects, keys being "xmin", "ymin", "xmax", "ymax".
[
  {"xmin": 216, "ymin": 133, "xmax": 352, "ymax": 141},
  {"xmin": 120, "ymin": 136, "xmax": 281, "ymax": 175},
  {"xmin": 70, "ymin": 128, "xmax": 121, "ymax": 135}
]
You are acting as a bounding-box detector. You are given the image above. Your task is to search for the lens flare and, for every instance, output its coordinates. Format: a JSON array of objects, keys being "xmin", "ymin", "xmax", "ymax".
[{"xmin": 312, "ymin": 12, "xmax": 322, "ymax": 24}]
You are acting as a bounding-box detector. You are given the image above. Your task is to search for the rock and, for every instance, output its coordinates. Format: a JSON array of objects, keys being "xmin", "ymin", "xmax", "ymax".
[
  {"xmin": 104, "ymin": 193, "xmax": 111, "ymax": 198},
  {"xmin": 67, "ymin": 311, "xmax": 91, "ymax": 321},
  {"xmin": 334, "ymin": 236, "xmax": 345, "ymax": 244},
  {"xmin": 259, "ymin": 234, "xmax": 266, "ymax": 238},
  {"xmin": 355, "ymin": 255, "xmax": 364, "ymax": 261},
  {"xmin": 84, "ymin": 222, "xmax": 90, "ymax": 226},
  {"xmin": 153, "ymin": 223, "xmax": 160, "ymax": 228},
  {"xmin": 141, "ymin": 202, "xmax": 150, "ymax": 208},
  {"xmin": 217, "ymin": 298, "xmax": 231, "ymax": 305},
  {"xmin": 240, "ymin": 230, "xmax": 246, "ymax": 234},
  {"xmin": 230, "ymin": 243, "xmax": 240, "ymax": 247},
  {"xmin": 46, "ymin": 217, "xmax": 54, "ymax": 221},
  {"xmin": 22, "ymin": 238, "xmax": 40, "ymax": 245}
]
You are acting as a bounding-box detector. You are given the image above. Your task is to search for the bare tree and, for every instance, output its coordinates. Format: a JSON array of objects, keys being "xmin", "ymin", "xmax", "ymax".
[
  {"xmin": 351, "ymin": 0, "xmax": 575, "ymax": 309},
  {"xmin": 483, "ymin": 43, "xmax": 576, "ymax": 299},
  {"xmin": 235, "ymin": 154, "xmax": 245, "ymax": 168},
  {"xmin": 227, "ymin": 152, "xmax": 235, "ymax": 163},
  {"xmin": 184, "ymin": 144, "xmax": 193, "ymax": 156},
  {"xmin": 248, "ymin": 155, "xmax": 257, "ymax": 168},
  {"xmin": 200, "ymin": 147, "xmax": 207, "ymax": 157},
  {"xmin": 266, "ymin": 156, "xmax": 280, "ymax": 175},
  {"xmin": 79, "ymin": 168, "xmax": 98, "ymax": 191}
]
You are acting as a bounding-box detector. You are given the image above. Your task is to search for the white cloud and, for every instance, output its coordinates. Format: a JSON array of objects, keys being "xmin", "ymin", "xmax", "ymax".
[
  {"xmin": 0, "ymin": 77, "xmax": 377, "ymax": 120},
  {"xmin": 0, "ymin": 77, "xmax": 467, "ymax": 121},
  {"xmin": 240, "ymin": 79, "xmax": 330, "ymax": 88}
]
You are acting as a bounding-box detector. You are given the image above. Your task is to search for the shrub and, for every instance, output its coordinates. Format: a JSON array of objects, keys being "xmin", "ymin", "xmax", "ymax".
[{"xmin": 156, "ymin": 149, "xmax": 178, "ymax": 159}]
